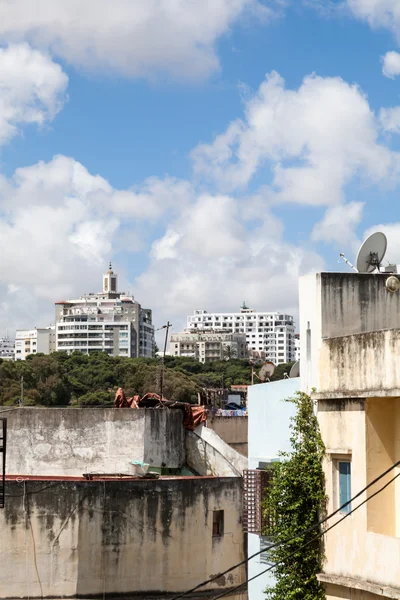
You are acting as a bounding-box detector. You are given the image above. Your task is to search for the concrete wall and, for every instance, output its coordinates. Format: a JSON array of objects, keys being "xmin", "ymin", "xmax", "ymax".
[
  {"xmin": 319, "ymin": 272, "xmax": 400, "ymax": 339},
  {"xmin": 318, "ymin": 397, "xmax": 400, "ymax": 596},
  {"xmin": 316, "ymin": 329, "xmax": 400, "ymax": 399},
  {"xmin": 206, "ymin": 416, "xmax": 248, "ymax": 456},
  {"xmin": 0, "ymin": 477, "xmax": 245, "ymax": 599},
  {"xmin": 299, "ymin": 273, "xmax": 323, "ymax": 395},
  {"xmin": 247, "ymin": 378, "xmax": 300, "ymax": 600},
  {"xmin": 5, "ymin": 408, "xmax": 185, "ymax": 476},
  {"xmin": 186, "ymin": 425, "xmax": 247, "ymax": 477},
  {"xmin": 299, "ymin": 272, "xmax": 400, "ymax": 395}
]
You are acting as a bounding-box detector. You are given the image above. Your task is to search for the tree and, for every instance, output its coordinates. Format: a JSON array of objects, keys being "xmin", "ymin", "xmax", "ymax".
[
  {"xmin": 222, "ymin": 345, "xmax": 237, "ymax": 361},
  {"xmin": 262, "ymin": 392, "xmax": 326, "ymax": 600}
]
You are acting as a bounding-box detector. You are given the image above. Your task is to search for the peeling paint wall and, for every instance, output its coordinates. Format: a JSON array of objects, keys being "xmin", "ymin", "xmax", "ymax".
[
  {"xmin": 0, "ymin": 477, "xmax": 245, "ymax": 599},
  {"xmin": 5, "ymin": 408, "xmax": 185, "ymax": 476}
]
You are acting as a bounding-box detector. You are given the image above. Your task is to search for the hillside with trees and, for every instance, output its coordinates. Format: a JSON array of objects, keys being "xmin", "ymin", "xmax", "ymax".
[{"xmin": 0, "ymin": 352, "xmax": 294, "ymax": 407}]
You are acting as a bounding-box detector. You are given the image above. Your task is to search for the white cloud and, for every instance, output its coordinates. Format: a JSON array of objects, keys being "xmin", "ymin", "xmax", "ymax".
[
  {"xmin": 192, "ymin": 71, "xmax": 399, "ymax": 204},
  {"xmin": 0, "ymin": 155, "xmax": 193, "ymax": 333},
  {"xmin": 347, "ymin": 0, "xmax": 400, "ymax": 38},
  {"xmin": 0, "ymin": 43, "xmax": 68, "ymax": 146},
  {"xmin": 0, "ymin": 0, "xmax": 279, "ymax": 81},
  {"xmin": 364, "ymin": 222, "xmax": 400, "ymax": 265},
  {"xmin": 135, "ymin": 193, "xmax": 325, "ymax": 333},
  {"xmin": 379, "ymin": 106, "xmax": 400, "ymax": 132},
  {"xmin": 311, "ymin": 202, "xmax": 365, "ymax": 246},
  {"xmin": 382, "ymin": 51, "xmax": 400, "ymax": 78}
]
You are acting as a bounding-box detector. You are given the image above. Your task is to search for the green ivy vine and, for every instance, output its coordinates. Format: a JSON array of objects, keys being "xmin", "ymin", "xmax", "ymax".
[{"xmin": 262, "ymin": 391, "xmax": 326, "ymax": 600}]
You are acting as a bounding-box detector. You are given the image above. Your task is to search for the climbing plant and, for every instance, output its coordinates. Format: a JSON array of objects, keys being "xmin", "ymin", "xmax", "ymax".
[{"xmin": 262, "ymin": 391, "xmax": 326, "ymax": 600}]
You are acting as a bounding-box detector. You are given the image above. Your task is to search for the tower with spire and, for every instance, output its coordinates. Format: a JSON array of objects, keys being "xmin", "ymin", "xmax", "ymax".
[{"xmin": 103, "ymin": 262, "xmax": 118, "ymax": 296}]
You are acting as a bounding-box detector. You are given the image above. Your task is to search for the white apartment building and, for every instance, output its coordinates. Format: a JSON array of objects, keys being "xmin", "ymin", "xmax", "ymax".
[
  {"xmin": 15, "ymin": 327, "xmax": 56, "ymax": 361},
  {"xmin": 170, "ymin": 330, "xmax": 247, "ymax": 363},
  {"xmin": 294, "ymin": 333, "xmax": 300, "ymax": 362},
  {"xmin": 187, "ymin": 304, "xmax": 296, "ymax": 364},
  {"xmin": 0, "ymin": 337, "xmax": 15, "ymax": 360},
  {"xmin": 55, "ymin": 264, "xmax": 155, "ymax": 358}
]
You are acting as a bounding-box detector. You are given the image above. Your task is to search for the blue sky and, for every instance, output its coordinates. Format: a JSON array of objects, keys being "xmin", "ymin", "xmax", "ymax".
[{"xmin": 1, "ymin": 0, "xmax": 400, "ymax": 335}]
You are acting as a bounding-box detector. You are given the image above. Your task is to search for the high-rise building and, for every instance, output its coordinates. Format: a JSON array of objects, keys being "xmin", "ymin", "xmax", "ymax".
[
  {"xmin": 14, "ymin": 327, "xmax": 56, "ymax": 361},
  {"xmin": 170, "ymin": 330, "xmax": 247, "ymax": 363},
  {"xmin": 187, "ymin": 304, "xmax": 295, "ymax": 364},
  {"xmin": 0, "ymin": 337, "xmax": 15, "ymax": 360},
  {"xmin": 55, "ymin": 264, "xmax": 154, "ymax": 358}
]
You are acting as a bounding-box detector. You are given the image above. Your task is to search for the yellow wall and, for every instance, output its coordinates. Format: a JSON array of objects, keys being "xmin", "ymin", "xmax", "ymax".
[
  {"xmin": 318, "ymin": 397, "xmax": 400, "ymax": 593},
  {"xmin": 365, "ymin": 398, "xmax": 399, "ymax": 537},
  {"xmin": 325, "ymin": 583, "xmax": 393, "ymax": 599}
]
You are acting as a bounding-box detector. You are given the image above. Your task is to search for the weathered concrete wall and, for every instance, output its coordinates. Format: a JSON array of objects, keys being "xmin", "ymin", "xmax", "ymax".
[
  {"xmin": 299, "ymin": 272, "xmax": 400, "ymax": 395},
  {"xmin": 5, "ymin": 408, "xmax": 185, "ymax": 476},
  {"xmin": 206, "ymin": 416, "xmax": 248, "ymax": 456},
  {"xmin": 315, "ymin": 329, "xmax": 400, "ymax": 399},
  {"xmin": 319, "ymin": 272, "xmax": 400, "ymax": 339},
  {"xmin": 0, "ymin": 477, "xmax": 245, "ymax": 599},
  {"xmin": 186, "ymin": 425, "xmax": 247, "ymax": 477},
  {"xmin": 318, "ymin": 397, "xmax": 400, "ymax": 595}
]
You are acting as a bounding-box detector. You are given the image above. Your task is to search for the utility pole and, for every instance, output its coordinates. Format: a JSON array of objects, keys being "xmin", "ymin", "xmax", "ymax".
[
  {"xmin": 20, "ymin": 375, "xmax": 24, "ymax": 407},
  {"xmin": 159, "ymin": 321, "xmax": 172, "ymax": 402}
]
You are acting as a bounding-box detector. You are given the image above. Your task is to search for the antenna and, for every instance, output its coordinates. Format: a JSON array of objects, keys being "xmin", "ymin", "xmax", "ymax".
[
  {"xmin": 339, "ymin": 253, "xmax": 357, "ymax": 272},
  {"xmin": 356, "ymin": 232, "xmax": 387, "ymax": 274},
  {"xmin": 289, "ymin": 361, "xmax": 300, "ymax": 378}
]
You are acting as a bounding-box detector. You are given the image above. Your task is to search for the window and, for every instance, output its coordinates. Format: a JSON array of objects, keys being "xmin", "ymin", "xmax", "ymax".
[
  {"xmin": 213, "ymin": 510, "xmax": 224, "ymax": 537},
  {"xmin": 332, "ymin": 456, "xmax": 352, "ymax": 515},
  {"xmin": 339, "ymin": 461, "xmax": 351, "ymax": 513}
]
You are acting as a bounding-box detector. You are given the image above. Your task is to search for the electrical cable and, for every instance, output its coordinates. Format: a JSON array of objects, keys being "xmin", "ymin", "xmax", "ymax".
[
  {"xmin": 210, "ymin": 469, "xmax": 400, "ymax": 599},
  {"xmin": 170, "ymin": 457, "xmax": 400, "ymax": 600}
]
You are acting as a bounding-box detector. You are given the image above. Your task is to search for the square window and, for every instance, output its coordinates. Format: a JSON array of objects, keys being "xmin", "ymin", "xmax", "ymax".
[{"xmin": 212, "ymin": 510, "xmax": 224, "ymax": 537}]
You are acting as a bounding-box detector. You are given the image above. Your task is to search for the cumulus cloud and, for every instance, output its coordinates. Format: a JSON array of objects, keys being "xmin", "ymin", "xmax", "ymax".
[
  {"xmin": 311, "ymin": 202, "xmax": 365, "ymax": 246},
  {"xmin": 379, "ymin": 105, "xmax": 400, "ymax": 133},
  {"xmin": 382, "ymin": 51, "xmax": 400, "ymax": 78},
  {"xmin": 346, "ymin": 0, "xmax": 400, "ymax": 38},
  {"xmin": 0, "ymin": 43, "xmax": 68, "ymax": 146},
  {"xmin": 192, "ymin": 71, "xmax": 399, "ymax": 204},
  {"xmin": 0, "ymin": 0, "xmax": 280, "ymax": 81},
  {"xmin": 135, "ymin": 193, "xmax": 325, "ymax": 332},
  {"xmin": 0, "ymin": 155, "xmax": 193, "ymax": 333}
]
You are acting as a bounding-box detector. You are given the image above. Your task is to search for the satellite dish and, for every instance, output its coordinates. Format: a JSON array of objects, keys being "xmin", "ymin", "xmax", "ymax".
[
  {"xmin": 289, "ymin": 361, "xmax": 300, "ymax": 378},
  {"xmin": 356, "ymin": 232, "xmax": 387, "ymax": 274},
  {"xmin": 259, "ymin": 361, "xmax": 275, "ymax": 382}
]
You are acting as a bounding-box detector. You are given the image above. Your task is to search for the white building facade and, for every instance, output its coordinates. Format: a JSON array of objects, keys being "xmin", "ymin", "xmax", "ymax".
[
  {"xmin": 0, "ymin": 337, "xmax": 15, "ymax": 360},
  {"xmin": 187, "ymin": 305, "xmax": 296, "ymax": 364},
  {"xmin": 55, "ymin": 265, "xmax": 155, "ymax": 358},
  {"xmin": 170, "ymin": 330, "xmax": 247, "ymax": 363},
  {"xmin": 15, "ymin": 327, "xmax": 56, "ymax": 361}
]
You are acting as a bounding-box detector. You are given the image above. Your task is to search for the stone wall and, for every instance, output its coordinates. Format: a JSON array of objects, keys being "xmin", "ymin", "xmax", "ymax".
[
  {"xmin": 5, "ymin": 408, "xmax": 185, "ymax": 476},
  {"xmin": 0, "ymin": 477, "xmax": 245, "ymax": 599}
]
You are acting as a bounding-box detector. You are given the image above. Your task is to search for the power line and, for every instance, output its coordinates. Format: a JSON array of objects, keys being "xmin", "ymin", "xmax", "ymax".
[
  {"xmin": 211, "ymin": 469, "xmax": 400, "ymax": 599},
  {"xmin": 170, "ymin": 458, "xmax": 400, "ymax": 600}
]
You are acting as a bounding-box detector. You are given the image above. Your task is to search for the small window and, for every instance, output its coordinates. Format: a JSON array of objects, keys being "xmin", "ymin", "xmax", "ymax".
[
  {"xmin": 212, "ymin": 510, "xmax": 224, "ymax": 537},
  {"xmin": 339, "ymin": 461, "xmax": 352, "ymax": 514}
]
